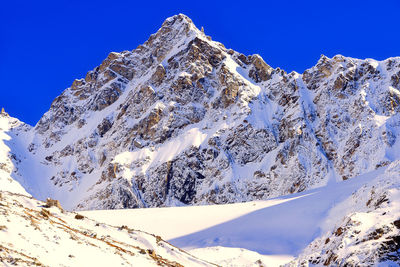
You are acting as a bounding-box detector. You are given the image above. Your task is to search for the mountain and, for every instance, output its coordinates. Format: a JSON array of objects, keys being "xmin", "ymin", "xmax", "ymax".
[
  {"xmin": 1, "ymin": 13, "xmax": 400, "ymax": 266},
  {"xmin": 3, "ymin": 14, "xmax": 400, "ymax": 211}
]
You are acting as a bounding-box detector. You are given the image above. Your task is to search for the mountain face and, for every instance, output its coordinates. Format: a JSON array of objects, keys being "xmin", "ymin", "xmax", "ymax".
[{"xmin": 1, "ymin": 14, "xmax": 400, "ymax": 211}]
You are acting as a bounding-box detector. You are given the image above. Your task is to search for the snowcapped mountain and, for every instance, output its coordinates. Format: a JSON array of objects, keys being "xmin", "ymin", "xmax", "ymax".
[
  {"xmin": 1, "ymin": 13, "xmax": 400, "ymax": 266},
  {"xmin": 4, "ymin": 14, "xmax": 400, "ymax": 211}
]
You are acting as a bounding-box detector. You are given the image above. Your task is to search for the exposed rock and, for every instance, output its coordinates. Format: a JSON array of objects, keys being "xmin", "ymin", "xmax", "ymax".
[
  {"xmin": 248, "ymin": 54, "xmax": 273, "ymax": 82},
  {"xmin": 151, "ymin": 64, "xmax": 166, "ymax": 85},
  {"xmin": 97, "ymin": 117, "xmax": 114, "ymax": 137},
  {"xmin": 74, "ymin": 214, "xmax": 84, "ymax": 220},
  {"xmin": 44, "ymin": 198, "xmax": 63, "ymax": 210}
]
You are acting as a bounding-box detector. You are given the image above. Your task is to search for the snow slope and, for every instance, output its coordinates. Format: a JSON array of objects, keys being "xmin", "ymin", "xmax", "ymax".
[
  {"xmin": 0, "ymin": 191, "xmax": 214, "ymax": 267},
  {"xmin": 0, "ymin": 112, "xmax": 32, "ymax": 196},
  {"xmin": 82, "ymin": 162, "xmax": 400, "ymax": 266}
]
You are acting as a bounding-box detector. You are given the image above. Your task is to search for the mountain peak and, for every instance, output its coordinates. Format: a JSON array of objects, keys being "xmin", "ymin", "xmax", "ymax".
[
  {"xmin": 0, "ymin": 107, "xmax": 7, "ymax": 117},
  {"xmin": 144, "ymin": 13, "xmax": 202, "ymax": 48},
  {"xmin": 17, "ymin": 13, "xmax": 400, "ymax": 215},
  {"xmin": 161, "ymin": 13, "xmax": 194, "ymax": 27}
]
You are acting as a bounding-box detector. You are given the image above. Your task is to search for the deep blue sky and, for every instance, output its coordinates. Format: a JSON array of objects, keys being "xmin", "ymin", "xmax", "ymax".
[{"xmin": 1, "ymin": 0, "xmax": 400, "ymax": 125}]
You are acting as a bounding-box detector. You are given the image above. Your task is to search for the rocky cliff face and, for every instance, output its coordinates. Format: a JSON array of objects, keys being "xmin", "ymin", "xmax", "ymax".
[{"xmin": 2, "ymin": 14, "xmax": 400, "ymax": 211}]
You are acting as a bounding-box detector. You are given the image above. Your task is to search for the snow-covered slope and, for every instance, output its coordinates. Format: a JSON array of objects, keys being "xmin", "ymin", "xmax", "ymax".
[
  {"xmin": 289, "ymin": 162, "xmax": 400, "ymax": 266},
  {"xmin": 82, "ymin": 161, "xmax": 400, "ymax": 266},
  {"xmin": 0, "ymin": 111, "xmax": 32, "ymax": 196},
  {"xmin": 0, "ymin": 191, "xmax": 214, "ymax": 266}
]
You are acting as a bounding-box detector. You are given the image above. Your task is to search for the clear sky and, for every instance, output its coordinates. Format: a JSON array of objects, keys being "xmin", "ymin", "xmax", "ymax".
[{"xmin": 1, "ymin": 0, "xmax": 400, "ymax": 125}]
